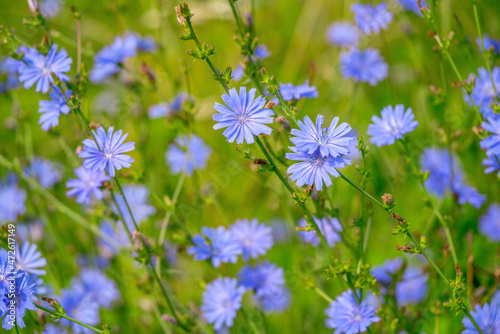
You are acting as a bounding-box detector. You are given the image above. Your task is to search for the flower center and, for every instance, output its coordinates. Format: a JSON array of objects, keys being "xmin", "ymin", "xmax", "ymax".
[
  {"xmin": 311, "ymin": 155, "xmax": 326, "ymax": 167},
  {"xmin": 237, "ymin": 114, "xmax": 248, "ymax": 124},
  {"xmin": 353, "ymin": 311, "xmax": 363, "ymax": 322},
  {"xmin": 42, "ymin": 67, "xmax": 51, "ymax": 75},
  {"xmin": 103, "ymin": 148, "xmax": 114, "ymax": 159}
]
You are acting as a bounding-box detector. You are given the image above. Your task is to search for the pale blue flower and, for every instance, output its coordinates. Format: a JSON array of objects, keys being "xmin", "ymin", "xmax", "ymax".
[
  {"xmin": 77, "ymin": 268, "xmax": 120, "ymax": 308},
  {"xmin": 325, "ymin": 289, "xmax": 380, "ymax": 334},
  {"xmin": 38, "ymin": 85, "xmax": 71, "ymax": 131},
  {"xmin": 462, "ymin": 303, "xmax": 500, "ymax": 334},
  {"xmin": 213, "ymin": 87, "xmax": 274, "ymax": 144},
  {"xmin": 229, "ymin": 218, "xmax": 273, "ymax": 261},
  {"xmin": 78, "ymin": 127, "xmax": 135, "ymax": 177},
  {"xmin": 1, "ymin": 271, "xmax": 37, "ymax": 330},
  {"xmin": 482, "ymin": 154, "xmax": 500, "ymax": 176},
  {"xmin": 477, "ymin": 34, "xmax": 500, "ymax": 54},
  {"xmin": 395, "ymin": 267, "xmax": 428, "ymax": 306},
  {"xmin": 66, "ymin": 166, "xmax": 110, "ymax": 205},
  {"xmin": 479, "ymin": 203, "xmax": 500, "ymax": 242},
  {"xmin": 480, "ymin": 118, "xmax": 500, "ymax": 157},
  {"xmin": 351, "ymin": 3, "xmax": 393, "ymax": 35},
  {"xmin": 238, "ymin": 261, "xmax": 285, "ymax": 298},
  {"xmin": 367, "ymin": 104, "xmax": 418, "ymax": 146},
  {"xmin": 397, "ymin": 0, "xmax": 428, "ymax": 16},
  {"xmin": 290, "ymin": 115, "xmax": 355, "ymax": 157},
  {"xmin": 18, "ymin": 44, "xmax": 72, "ymax": 93},
  {"xmin": 201, "ymin": 277, "xmax": 246, "ymax": 330},
  {"xmin": 254, "ymin": 44, "xmax": 271, "ymax": 60},
  {"xmin": 340, "ymin": 48, "xmax": 388, "ymax": 85},
  {"xmin": 260, "ymin": 286, "xmax": 291, "ymax": 313},
  {"xmin": 0, "ymin": 249, "xmax": 17, "ymax": 295},
  {"xmin": 16, "ymin": 241, "xmax": 47, "ymax": 276},
  {"xmin": 0, "ymin": 179, "xmax": 26, "ymax": 223},
  {"xmin": 464, "ymin": 67, "xmax": 500, "ymax": 119},
  {"xmin": 148, "ymin": 93, "xmax": 191, "ymax": 119},
  {"xmin": 112, "ymin": 184, "xmax": 156, "ymax": 228},
  {"xmin": 188, "ymin": 226, "xmax": 242, "ymax": 268},
  {"xmin": 59, "ymin": 284, "xmax": 100, "ymax": 334},
  {"xmin": 286, "ymin": 147, "xmax": 352, "ymax": 191},
  {"xmin": 276, "ymin": 80, "xmax": 318, "ymax": 103},
  {"xmin": 371, "ymin": 257, "xmax": 404, "ymax": 286},
  {"xmin": 297, "ymin": 216, "xmax": 343, "ymax": 247},
  {"xmin": 26, "ymin": 156, "xmax": 62, "ymax": 189},
  {"xmin": 165, "ymin": 134, "xmax": 212, "ymax": 175},
  {"xmin": 326, "ymin": 22, "xmax": 360, "ymax": 47}
]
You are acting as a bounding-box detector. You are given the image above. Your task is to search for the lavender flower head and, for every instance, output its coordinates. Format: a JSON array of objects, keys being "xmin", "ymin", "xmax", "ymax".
[
  {"xmin": 238, "ymin": 261, "xmax": 285, "ymax": 298},
  {"xmin": 26, "ymin": 157, "xmax": 62, "ymax": 189},
  {"xmin": 18, "ymin": 44, "xmax": 72, "ymax": 93},
  {"xmin": 66, "ymin": 166, "xmax": 110, "ymax": 205},
  {"xmin": 325, "ymin": 289, "xmax": 380, "ymax": 334},
  {"xmin": 480, "ymin": 117, "xmax": 500, "ymax": 157},
  {"xmin": 16, "ymin": 242, "xmax": 47, "ymax": 276},
  {"xmin": 482, "ymin": 154, "xmax": 500, "ymax": 176},
  {"xmin": 290, "ymin": 115, "xmax": 355, "ymax": 158},
  {"xmin": 213, "ymin": 87, "xmax": 274, "ymax": 144},
  {"xmin": 286, "ymin": 147, "xmax": 351, "ymax": 191},
  {"xmin": 277, "ymin": 80, "xmax": 319, "ymax": 102},
  {"xmin": 187, "ymin": 226, "xmax": 242, "ymax": 268},
  {"xmin": 464, "ymin": 67, "xmax": 500, "ymax": 119},
  {"xmin": 340, "ymin": 48, "xmax": 388, "ymax": 86},
  {"xmin": 326, "ymin": 22, "xmax": 360, "ymax": 48},
  {"xmin": 229, "ymin": 218, "xmax": 273, "ymax": 261},
  {"xmin": 397, "ymin": 0, "xmax": 428, "ymax": 16},
  {"xmin": 1, "ymin": 271, "xmax": 37, "ymax": 330},
  {"xmin": 479, "ymin": 203, "xmax": 500, "ymax": 242},
  {"xmin": 0, "ymin": 180, "xmax": 26, "ymax": 223},
  {"xmin": 297, "ymin": 216, "xmax": 343, "ymax": 247},
  {"xmin": 38, "ymin": 85, "xmax": 71, "ymax": 131},
  {"xmin": 77, "ymin": 268, "xmax": 120, "ymax": 308},
  {"xmin": 59, "ymin": 284, "xmax": 100, "ymax": 334},
  {"xmin": 367, "ymin": 104, "xmax": 418, "ymax": 147},
  {"xmin": 477, "ymin": 34, "xmax": 500, "ymax": 54},
  {"xmin": 462, "ymin": 303, "xmax": 500, "ymax": 334},
  {"xmin": 165, "ymin": 134, "xmax": 212, "ymax": 176},
  {"xmin": 201, "ymin": 277, "xmax": 246, "ymax": 330},
  {"xmin": 351, "ymin": 3, "xmax": 393, "ymax": 35},
  {"xmin": 78, "ymin": 127, "xmax": 135, "ymax": 177},
  {"xmin": 112, "ymin": 184, "xmax": 156, "ymax": 228},
  {"xmin": 395, "ymin": 267, "xmax": 428, "ymax": 306},
  {"xmin": 371, "ymin": 257, "xmax": 404, "ymax": 286}
]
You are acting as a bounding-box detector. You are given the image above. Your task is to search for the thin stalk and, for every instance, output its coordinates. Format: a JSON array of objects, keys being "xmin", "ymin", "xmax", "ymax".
[
  {"xmin": 35, "ymin": 304, "xmax": 104, "ymax": 333},
  {"xmin": 313, "ymin": 286, "xmax": 333, "ymax": 303},
  {"xmin": 399, "ymin": 139, "xmax": 459, "ymax": 266},
  {"xmin": 76, "ymin": 18, "xmax": 82, "ymax": 75},
  {"xmin": 158, "ymin": 172, "xmax": 187, "ymax": 245},
  {"xmin": 111, "ymin": 181, "xmax": 189, "ymax": 332},
  {"xmin": 240, "ymin": 308, "xmax": 261, "ymax": 334},
  {"xmin": 473, "ymin": 4, "xmax": 499, "ymax": 99}
]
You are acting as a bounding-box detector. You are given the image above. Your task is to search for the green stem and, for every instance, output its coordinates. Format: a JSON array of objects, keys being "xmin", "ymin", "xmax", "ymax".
[
  {"xmin": 240, "ymin": 308, "xmax": 261, "ymax": 334},
  {"xmin": 35, "ymin": 304, "xmax": 104, "ymax": 333},
  {"xmin": 473, "ymin": 3, "xmax": 499, "ymax": 99},
  {"xmin": 158, "ymin": 171, "xmax": 186, "ymax": 245},
  {"xmin": 313, "ymin": 286, "xmax": 333, "ymax": 303}
]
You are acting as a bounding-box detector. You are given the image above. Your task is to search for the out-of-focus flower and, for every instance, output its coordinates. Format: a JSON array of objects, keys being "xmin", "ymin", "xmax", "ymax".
[
  {"xmin": 275, "ymin": 80, "xmax": 318, "ymax": 103},
  {"xmin": 397, "ymin": 0, "xmax": 428, "ymax": 16},
  {"xmin": 26, "ymin": 156, "xmax": 62, "ymax": 189},
  {"xmin": 201, "ymin": 277, "xmax": 246, "ymax": 330},
  {"xmin": 38, "ymin": 85, "xmax": 71, "ymax": 131},
  {"xmin": 79, "ymin": 127, "xmax": 135, "ymax": 177},
  {"xmin": 297, "ymin": 216, "xmax": 343, "ymax": 247},
  {"xmin": 479, "ymin": 203, "xmax": 500, "ymax": 242},
  {"xmin": 351, "ymin": 3, "xmax": 393, "ymax": 35},
  {"xmin": 0, "ymin": 179, "xmax": 26, "ymax": 223},
  {"xmin": 367, "ymin": 104, "xmax": 418, "ymax": 147},
  {"xmin": 238, "ymin": 261, "xmax": 285, "ymax": 298},
  {"xmin": 213, "ymin": 87, "xmax": 274, "ymax": 144},
  {"xmin": 371, "ymin": 257, "xmax": 404, "ymax": 286},
  {"xmin": 482, "ymin": 154, "xmax": 500, "ymax": 176},
  {"xmin": 66, "ymin": 166, "xmax": 110, "ymax": 205},
  {"xmin": 59, "ymin": 284, "xmax": 100, "ymax": 334},
  {"xmin": 148, "ymin": 93, "xmax": 191, "ymax": 119},
  {"xmin": 476, "ymin": 34, "xmax": 500, "ymax": 54},
  {"xmin": 188, "ymin": 226, "xmax": 242, "ymax": 268},
  {"xmin": 480, "ymin": 118, "xmax": 500, "ymax": 157},
  {"xmin": 395, "ymin": 267, "xmax": 428, "ymax": 306},
  {"xmin": 420, "ymin": 147, "xmax": 486, "ymax": 208},
  {"xmin": 77, "ymin": 268, "xmax": 120, "ymax": 308},
  {"xmin": 326, "ymin": 22, "xmax": 360, "ymax": 47},
  {"xmin": 462, "ymin": 303, "xmax": 500, "ymax": 334},
  {"xmin": 340, "ymin": 48, "xmax": 388, "ymax": 86},
  {"xmin": 229, "ymin": 218, "xmax": 273, "ymax": 261},
  {"xmin": 112, "ymin": 184, "xmax": 156, "ymax": 228},
  {"xmin": 165, "ymin": 134, "xmax": 212, "ymax": 176},
  {"xmin": 464, "ymin": 67, "xmax": 500, "ymax": 119}
]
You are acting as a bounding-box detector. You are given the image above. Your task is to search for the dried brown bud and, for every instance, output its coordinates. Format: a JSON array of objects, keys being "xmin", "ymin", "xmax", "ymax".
[
  {"xmin": 396, "ymin": 244, "xmax": 412, "ymax": 252},
  {"xmin": 253, "ymin": 158, "xmax": 268, "ymax": 165},
  {"xmin": 265, "ymin": 101, "xmax": 275, "ymax": 109},
  {"xmin": 89, "ymin": 122, "xmax": 101, "ymax": 129},
  {"xmin": 175, "ymin": 5, "xmax": 187, "ymax": 27},
  {"xmin": 382, "ymin": 193, "xmax": 394, "ymax": 205},
  {"xmin": 391, "ymin": 212, "xmax": 406, "ymax": 224},
  {"xmin": 429, "ymin": 85, "xmax": 442, "ymax": 95},
  {"xmin": 75, "ymin": 145, "xmax": 83, "ymax": 155},
  {"xmin": 275, "ymin": 116, "xmax": 291, "ymax": 131}
]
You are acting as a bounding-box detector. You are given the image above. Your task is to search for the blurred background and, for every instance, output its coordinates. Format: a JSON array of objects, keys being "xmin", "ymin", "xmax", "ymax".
[{"xmin": 1, "ymin": 0, "xmax": 500, "ymax": 332}]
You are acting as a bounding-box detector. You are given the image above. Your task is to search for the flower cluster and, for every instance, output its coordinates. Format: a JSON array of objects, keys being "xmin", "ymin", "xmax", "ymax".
[{"xmin": 287, "ymin": 114, "xmax": 355, "ymax": 190}]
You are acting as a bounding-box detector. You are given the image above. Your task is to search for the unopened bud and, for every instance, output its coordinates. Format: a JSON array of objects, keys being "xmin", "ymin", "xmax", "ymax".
[
  {"xmin": 275, "ymin": 116, "xmax": 291, "ymax": 131},
  {"xmin": 382, "ymin": 193, "xmax": 393, "ymax": 205}
]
